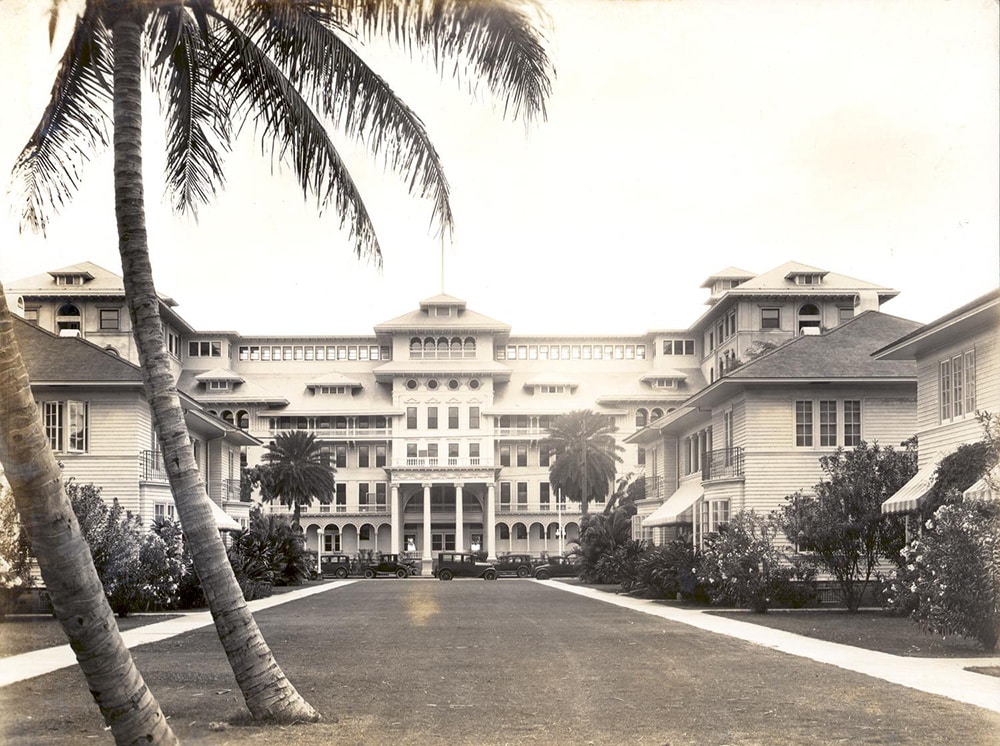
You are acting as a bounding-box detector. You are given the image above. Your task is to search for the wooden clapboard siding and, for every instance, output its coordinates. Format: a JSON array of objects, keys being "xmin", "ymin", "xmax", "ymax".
[{"xmin": 58, "ymin": 454, "xmax": 143, "ymax": 514}]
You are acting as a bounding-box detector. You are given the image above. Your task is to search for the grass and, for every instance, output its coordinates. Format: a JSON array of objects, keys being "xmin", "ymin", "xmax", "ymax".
[{"xmin": 0, "ymin": 614, "xmax": 181, "ymax": 659}]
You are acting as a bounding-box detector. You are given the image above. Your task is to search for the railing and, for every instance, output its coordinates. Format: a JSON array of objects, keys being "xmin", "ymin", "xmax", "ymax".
[
  {"xmin": 140, "ymin": 450, "xmax": 168, "ymax": 482},
  {"xmin": 702, "ymin": 447, "xmax": 745, "ymax": 481},
  {"xmin": 494, "ymin": 427, "xmax": 548, "ymax": 437},
  {"xmin": 269, "ymin": 427, "xmax": 392, "ymax": 439},
  {"xmin": 221, "ymin": 479, "xmax": 242, "ymax": 501},
  {"xmin": 645, "ymin": 475, "xmax": 664, "ymax": 500},
  {"xmin": 392, "ymin": 457, "xmax": 494, "ymax": 468},
  {"xmin": 409, "ymin": 349, "xmax": 476, "ymax": 360}
]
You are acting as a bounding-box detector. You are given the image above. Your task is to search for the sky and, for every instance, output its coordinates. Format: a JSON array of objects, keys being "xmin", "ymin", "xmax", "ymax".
[{"xmin": 0, "ymin": 0, "xmax": 997, "ymax": 336}]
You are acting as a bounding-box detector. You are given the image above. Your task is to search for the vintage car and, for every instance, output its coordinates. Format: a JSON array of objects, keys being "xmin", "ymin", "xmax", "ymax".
[
  {"xmin": 363, "ymin": 554, "xmax": 419, "ymax": 579},
  {"xmin": 532, "ymin": 555, "xmax": 580, "ymax": 581},
  {"xmin": 320, "ymin": 554, "xmax": 353, "ymax": 579},
  {"xmin": 432, "ymin": 552, "xmax": 498, "ymax": 581},
  {"xmin": 492, "ymin": 554, "xmax": 537, "ymax": 578}
]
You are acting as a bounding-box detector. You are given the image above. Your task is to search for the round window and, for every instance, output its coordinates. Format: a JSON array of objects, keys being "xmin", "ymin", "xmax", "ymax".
[
  {"xmin": 427, "ymin": 379, "xmax": 439, "ymax": 390},
  {"xmin": 448, "ymin": 379, "xmax": 460, "ymax": 390},
  {"xmin": 469, "ymin": 379, "xmax": 481, "ymax": 390},
  {"xmin": 405, "ymin": 379, "xmax": 418, "ymax": 390}
]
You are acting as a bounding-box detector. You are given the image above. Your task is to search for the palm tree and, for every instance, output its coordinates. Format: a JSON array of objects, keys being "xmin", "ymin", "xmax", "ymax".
[
  {"xmin": 0, "ymin": 288, "xmax": 178, "ymax": 744},
  {"xmin": 11, "ymin": 0, "xmax": 552, "ymax": 725},
  {"xmin": 260, "ymin": 431, "xmax": 335, "ymax": 530},
  {"xmin": 542, "ymin": 409, "xmax": 623, "ymax": 515}
]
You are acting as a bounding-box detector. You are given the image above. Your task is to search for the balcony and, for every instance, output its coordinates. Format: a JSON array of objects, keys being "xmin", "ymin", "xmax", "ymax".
[
  {"xmin": 701, "ymin": 447, "xmax": 744, "ymax": 481},
  {"xmin": 270, "ymin": 427, "xmax": 392, "ymax": 439},
  {"xmin": 494, "ymin": 426, "xmax": 548, "ymax": 438},
  {"xmin": 140, "ymin": 450, "xmax": 169, "ymax": 482},
  {"xmin": 391, "ymin": 457, "xmax": 494, "ymax": 469}
]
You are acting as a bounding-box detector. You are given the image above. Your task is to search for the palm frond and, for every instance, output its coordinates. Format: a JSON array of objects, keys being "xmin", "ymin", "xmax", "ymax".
[
  {"xmin": 319, "ymin": 0, "xmax": 554, "ymax": 125},
  {"xmin": 234, "ymin": 2, "xmax": 454, "ymax": 238},
  {"xmin": 208, "ymin": 12, "xmax": 381, "ymax": 264},
  {"xmin": 148, "ymin": 8, "xmax": 232, "ymax": 216},
  {"xmin": 10, "ymin": 12, "xmax": 113, "ymax": 234}
]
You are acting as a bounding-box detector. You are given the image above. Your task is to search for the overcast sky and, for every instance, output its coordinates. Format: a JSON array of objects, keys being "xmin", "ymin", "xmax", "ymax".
[{"xmin": 1, "ymin": 0, "xmax": 997, "ymax": 336}]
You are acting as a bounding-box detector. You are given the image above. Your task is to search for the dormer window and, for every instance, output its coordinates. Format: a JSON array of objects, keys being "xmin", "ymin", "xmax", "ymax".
[
  {"xmin": 207, "ymin": 380, "xmax": 230, "ymax": 391},
  {"xmin": 189, "ymin": 341, "xmax": 221, "ymax": 357},
  {"xmin": 434, "ymin": 306, "xmax": 452, "ymax": 317},
  {"xmin": 539, "ymin": 385, "xmax": 567, "ymax": 394},
  {"xmin": 318, "ymin": 385, "xmax": 348, "ymax": 395},
  {"xmin": 795, "ymin": 273, "xmax": 823, "ymax": 285},
  {"xmin": 54, "ymin": 274, "xmax": 85, "ymax": 286}
]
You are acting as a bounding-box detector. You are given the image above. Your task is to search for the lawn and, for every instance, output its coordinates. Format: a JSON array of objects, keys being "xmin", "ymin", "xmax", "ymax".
[
  {"xmin": 706, "ymin": 607, "xmax": 993, "ymax": 659},
  {"xmin": 0, "ymin": 614, "xmax": 181, "ymax": 659}
]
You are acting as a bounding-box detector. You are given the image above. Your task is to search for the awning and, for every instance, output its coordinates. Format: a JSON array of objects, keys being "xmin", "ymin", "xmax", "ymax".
[
  {"xmin": 207, "ymin": 498, "xmax": 242, "ymax": 531},
  {"xmin": 882, "ymin": 451, "xmax": 948, "ymax": 514},
  {"xmin": 964, "ymin": 464, "xmax": 999, "ymax": 502},
  {"xmin": 642, "ymin": 480, "xmax": 703, "ymax": 527}
]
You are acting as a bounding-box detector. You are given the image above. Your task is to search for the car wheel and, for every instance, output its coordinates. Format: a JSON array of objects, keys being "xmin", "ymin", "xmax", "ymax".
[
  {"xmin": 516, "ymin": 566, "xmax": 530, "ymax": 578},
  {"xmin": 438, "ymin": 569, "xmax": 453, "ymax": 581},
  {"xmin": 363, "ymin": 568, "xmax": 376, "ymax": 579},
  {"xmin": 335, "ymin": 567, "xmax": 348, "ymax": 579},
  {"xmin": 395, "ymin": 568, "xmax": 408, "ymax": 579},
  {"xmin": 535, "ymin": 570, "xmax": 550, "ymax": 580},
  {"xmin": 484, "ymin": 570, "xmax": 498, "ymax": 581}
]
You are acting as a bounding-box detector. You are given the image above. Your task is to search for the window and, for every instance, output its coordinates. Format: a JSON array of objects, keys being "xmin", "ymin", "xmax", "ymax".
[
  {"xmin": 448, "ymin": 407, "xmax": 459, "ymax": 429},
  {"xmin": 798, "ymin": 304, "xmax": 821, "ymax": 333},
  {"xmin": 517, "ymin": 482, "xmax": 528, "ymax": 509},
  {"xmin": 406, "ymin": 407, "xmax": 417, "ymax": 429},
  {"xmin": 516, "ymin": 444, "xmax": 528, "ymax": 467},
  {"xmin": 376, "ymin": 483, "xmax": 387, "ymax": 509},
  {"xmin": 188, "ymin": 341, "xmax": 221, "ymax": 357},
  {"xmin": 359, "ymin": 483, "xmax": 370, "ymax": 511},
  {"xmin": 500, "ymin": 482, "xmax": 511, "ymax": 509},
  {"xmin": 795, "ymin": 401, "xmax": 813, "ymax": 447},
  {"xmin": 56, "ymin": 303, "xmax": 81, "ymax": 333},
  {"xmin": 207, "ymin": 380, "xmax": 230, "ymax": 391},
  {"xmin": 469, "ymin": 406, "xmax": 480, "ymax": 429},
  {"xmin": 700, "ymin": 499, "xmax": 731, "ymax": 536},
  {"xmin": 540, "ymin": 482, "xmax": 550, "ymax": 508},
  {"xmin": 154, "ymin": 504, "xmax": 175, "ymax": 520},
  {"xmin": 448, "ymin": 443, "xmax": 459, "ymax": 463},
  {"xmin": 819, "ymin": 400, "xmax": 837, "ymax": 447},
  {"xmin": 838, "ymin": 306, "xmax": 854, "ymax": 323},
  {"xmin": 324, "ymin": 532, "xmax": 341, "ymax": 551},
  {"xmin": 358, "ymin": 445, "xmax": 370, "ymax": 468},
  {"xmin": 23, "ymin": 307, "xmax": 40, "ymax": 325},
  {"xmin": 514, "ymin": 523, "xmax": 527, "ymax": 540},
  {"xmin": 939, "ymin": 350, "xmax": 975, "ymax": 422},
  {"xmin": 637, "ymin": 447, "xmax": 645, "ymax": 466},
  {"xmin": 335, "ymin": 445, "xmax": 347, "ymax": 468},
  {"xmin": 539, "ymin": 446, "xmax": 551, "ymax": 467},
  {"xmin": 375, "ymin": 444, "xmax": 387, "ymax": 468},
  {"xmin": 844, "ymin": 400, "xmax": 861, "ymax": 447},
  {"xmin": 99, "ymin": 308, "xmax": 120, "ymax": 330},
  {"xmin": 42, "ymin": 401, "xmax": 88, "ymax": 452},
  {"xmin": 427, "ymin": 406, "xmax": 438, "ymax": 429},
  {"xmin": 469, "ymin": 443, "xmax": 480, "ymax": 462},
  {"xmin": 318, "ymin": 386, "xmax": 348, "ymax": 395},
  {"xmin": 761, "ymin": 308, "xmax": 780, "ymax": 330},
  {"xmin": 500, "ymin": 445, "xmax": 511, "ymax": 467}
]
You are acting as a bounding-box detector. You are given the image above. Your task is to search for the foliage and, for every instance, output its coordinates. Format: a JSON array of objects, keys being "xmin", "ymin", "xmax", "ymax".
[
  {"xmin": 542, "ymin": 409, "xmax": 624, "ymax": 514},
  {"xmin": 0, "ymin": 486, "xmax": 33, "ymax": 619},
  {"xmin": 230, "ymin": 506, "xmax": 311, "ymax": 587},
  {"xmin": 574, "ymin": 475, "xmax": 638, "ymax": 583},
  {"xmin": 921, "ymin": 441, "xmax": 995, "ymax": 521},
  {"xmin": 66, "ymin": 481, "xmax": 184, "ymax": 616},
  {"xmin": 777, "ymin": 441, "xmax": 915, "ymax": 611},
  {"xmin": 697, "ymin": 511, "xmax": 809, "ymax": 613},
  {"xmin": 630, "ymin": 541, "xmax": 703, "ymax": 600},
  {"xmin": 885, "ymin": 500, "xmax": 1000, "ymax": 651},
  {"xmin": 258, "ymin": 431, "xmax": 336, "ymax": 529}
]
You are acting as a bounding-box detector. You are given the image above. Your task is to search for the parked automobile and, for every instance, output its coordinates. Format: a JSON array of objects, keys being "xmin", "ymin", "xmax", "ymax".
[
  {"xmin": 532, "ymin": 555, "xmax": 580, "ymax": 580},
  {"xmin": 320, "ymin": 554, "xmax": 353, "ymax": 579},
  {"xmin": 432, "ymin": 552, "xmax": 498, "ymax": 581},
  {"xmin": 363, "ymin": 554, "xmax": 419, "ymax": 579},
  {"xmin": 492, "ymin": 554, "xmax": 536, "ymax": 578}
]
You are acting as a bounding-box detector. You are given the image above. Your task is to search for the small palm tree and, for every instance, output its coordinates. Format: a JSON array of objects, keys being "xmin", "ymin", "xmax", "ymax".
[
  {"xmin": 542, "ymin": 409, "xmax": 623, "ymax": 515},
  {"xmin": 259, "ymin": 431, "xmax": 335, "ymax": 530}
]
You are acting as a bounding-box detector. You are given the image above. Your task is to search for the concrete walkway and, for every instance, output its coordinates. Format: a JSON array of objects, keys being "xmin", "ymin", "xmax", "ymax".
[
  {"xmin": 0, "ymin": 580, "xmax": 355, "ymax": 688},
  {"xmin": 547, "ymin": 581, "xmax": 1000, "ymax": 714},
  {"xmin": 3, "ymin": 579, "xmax": 998, "ymax": 716}
]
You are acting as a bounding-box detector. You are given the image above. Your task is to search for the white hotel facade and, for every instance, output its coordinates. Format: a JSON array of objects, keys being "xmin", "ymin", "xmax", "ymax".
[{"xmin": 6, "ymin": 260, "xmax": 905, "ymax": 567}]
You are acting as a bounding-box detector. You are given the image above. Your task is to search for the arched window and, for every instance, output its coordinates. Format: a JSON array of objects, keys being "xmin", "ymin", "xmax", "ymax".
[
  {"xmin": 56, "ymin": 303, "xmax": 81, "ymax": 333},
  {"xmin": 410, "ymin": 337, "xmax": 422, "ymax": 358},
  {"xmin": 514, "ymin": 523, "xmax": 527, "ymax": 540},
  {"xmin": 237, "ymin": 410, "xmax": 250, "ymax": 429},
  {"xmin": 450, "ymin": 337, "xmax": 462, "ymax": 357},
  {"xmin": 651, "ymin": 408, "xmax": 664, "ymax": 421},
  {"xmin": 635, "ymin": 408, "xmax": 648, "ymax": 428},
  {"xmin": 464, "ymin": 337, "xmax": 476, "ymax": 357},
  {"xmin": 221, "ymin": 410, "xmax": 235, "ymax": 424},
  {"xmin": 498, "ymin": 524, "xmax": 510, "ymax": 540},
  {"xmin": 437, "ymin": 337, "xmax": 449, "ymax": 357},
  {"xmin": 424, "ymin": 337, "xmax": 436, "ymax": 357},
  {"xmin": 798, "ymin": 303, "xmax": 822, "ymax": 333}
]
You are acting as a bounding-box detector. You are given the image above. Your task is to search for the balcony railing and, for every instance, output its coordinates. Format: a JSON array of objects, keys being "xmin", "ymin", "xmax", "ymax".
[
  {"xmin": 140, "ymin": 450, "xmax": 168, "ymax": 482},
  {"xmin": 392, "ymin": 457, "xmax": 494, "ymax": 468},
  {"xmin": 494, "ymin": 427, "xmax": 548, "ymax": 438},
  {"xmin": 269, "ymin": 427, "xmax": 392, "ymax": 439},
  {"xmin": 702, "ymin": 447, "xmax": 745, "ymax": 481}
]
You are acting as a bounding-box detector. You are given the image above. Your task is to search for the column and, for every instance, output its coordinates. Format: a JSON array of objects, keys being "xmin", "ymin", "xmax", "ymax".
[
  {"xmin": 317, "ymin": 528, "xmax": 324, "ymax": 576},
  {"xmin": 422, "ymin": 483, "xmax": 432, "ymax": 561},
  {"xmin": 454, "ymin": 483, "xmax": 464, "ymax": 552},
  {"xmin": 486, "ymin": 482, "xmax": 496, "ymax": 560},
  {"xmin": 390, "ymin": 484, "xmax": 401, "ymax": 554}
]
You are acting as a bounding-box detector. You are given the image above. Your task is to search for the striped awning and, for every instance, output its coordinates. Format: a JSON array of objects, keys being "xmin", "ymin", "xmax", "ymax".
[
  {"xmin": 642, "ymin": 480, "xmax": 703, "ymax": 527},
  {"xmin": 882, "ymin": 452, "xmax": 948, "ymax": 514},
  {"xmin": 207, "ymin": 498, "xmax": 241, "ymax": 531},
  {"xmin": 964, "ymin": 464, "xmax": 999, "ymax": 502}
]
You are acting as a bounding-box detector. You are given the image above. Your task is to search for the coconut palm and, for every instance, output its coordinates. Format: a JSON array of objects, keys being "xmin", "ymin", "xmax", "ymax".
[
  {"xmin": 260, "ymin": 431, "xmax": 335, "ymax": 530},
  {"xmin": 542, "ymin": 409, "xmax": 623, "ymax": 515},
  {"xmin": 11, "ymin": 0, "xmax": 552, "ymax": 725},
  {"xmin": 0, "ymin": 288, "xmax": 177, "ymax": 744}
]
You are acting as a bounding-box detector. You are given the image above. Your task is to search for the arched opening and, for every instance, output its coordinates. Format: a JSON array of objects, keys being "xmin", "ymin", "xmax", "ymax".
[
  {"xmin": 56, "ymin": 303, "xmax": 81, "ymax": 333},
  {"xmin": 651, "ymin": 408, "xmax": 664, "ymax": 421},
  {"xmin": 635, "ymin": 408, "xmax": 648, "ymax": 428},
  {"xmin": 236, "ymin": 410, "xmax": 249, "ymax": 429},
  {"xmin": 798, "ymin": 303, "xmax": 822, "ymax": 333}
]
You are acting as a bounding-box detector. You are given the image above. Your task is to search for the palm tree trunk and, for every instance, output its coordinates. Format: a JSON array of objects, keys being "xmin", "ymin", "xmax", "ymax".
[
  {"xmin": 0, "ymin": 288, "xmax": 177, "ymax": 745},
  {"xmin": 110, "ymin": 10, "xmax": 318, "ymax": 723}
]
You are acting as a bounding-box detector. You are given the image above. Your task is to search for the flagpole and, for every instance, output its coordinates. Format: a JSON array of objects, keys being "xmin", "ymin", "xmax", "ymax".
[{"xmin": 558, "ymin": 488, "xmax": 564, "ymax": 555}]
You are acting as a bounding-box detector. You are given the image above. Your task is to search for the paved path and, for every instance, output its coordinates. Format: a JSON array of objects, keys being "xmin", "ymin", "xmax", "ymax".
[{"xmin": 3, "ymin": 579, "xmax": 998, "ymax": 715}]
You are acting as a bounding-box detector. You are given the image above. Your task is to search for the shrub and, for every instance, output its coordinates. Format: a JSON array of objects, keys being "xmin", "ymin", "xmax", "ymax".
[
  {"xmin": 632, "ymin": 541, "xmax": 702, "ymax": 600},
  {"xmin": 696, "ymin": 511, "xmax": 803, "ymax": 613},
  {"xmin": 887, "ymin": 500, "xmax": 1000, "ymax": 651},
  {"xmin": 593, "ymin": 539, "xmax": 647, "ymax": 590},
  {"xmin": 0, "ymin": 486, "xmax": 32, "ymax": 620}
]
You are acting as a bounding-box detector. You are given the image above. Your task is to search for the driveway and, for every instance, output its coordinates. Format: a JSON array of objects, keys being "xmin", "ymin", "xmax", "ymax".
[{"xmin": 2, "ymin": 579, "xmax": 998, "ymax": 745}]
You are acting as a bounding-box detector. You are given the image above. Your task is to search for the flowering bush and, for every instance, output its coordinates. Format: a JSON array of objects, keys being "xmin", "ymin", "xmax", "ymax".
[
  {"xmin": 886, "ymin": 500, "xmax": 1000, "ymax": 651},
  {"xmin": 0, "ymin": 486, "xmax": 32, "ymax": 619},
  {"xmin": 696, "ymin": 511, "xmax": 809, "ymax": 613},
  {"xmin": 630, "ymin": 541, "xmax": 703, "ymax": 600}
]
